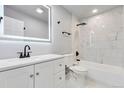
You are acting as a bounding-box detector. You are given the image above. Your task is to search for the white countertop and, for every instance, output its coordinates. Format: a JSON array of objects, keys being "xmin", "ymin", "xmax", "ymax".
[{"xmin": 0, "ymin": 54, "xmax": 64, "ymax": 72}]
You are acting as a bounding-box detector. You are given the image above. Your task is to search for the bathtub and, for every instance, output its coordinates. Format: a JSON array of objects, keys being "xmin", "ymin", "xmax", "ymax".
[
  {"xmin": 78, "ymin": 61, "xmax": 124, "ymax": 88},
  {"xmin": 64, "ymin": 54, "xmax": 124, "ymax": 87}
]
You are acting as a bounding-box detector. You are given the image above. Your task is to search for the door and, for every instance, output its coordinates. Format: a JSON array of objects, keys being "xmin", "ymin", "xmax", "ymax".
[
  {"xmin": 0, "ymin": 65, "xmax": 34, "ymax": 88},
  {"xmin": 35, "ymin": 62, "xmax": 54, "ymax": 88}
]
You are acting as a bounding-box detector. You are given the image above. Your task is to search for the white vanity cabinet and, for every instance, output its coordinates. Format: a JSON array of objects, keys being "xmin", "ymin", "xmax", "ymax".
[
  {"xmin": 53, "ymin": 58, "xmax": 65, "ymax": 88},
  {"xmin": 0, "ymin": 57, "xmax": 65, "ymax": 88},
  {"xmin": 34, "ymin": 58, "xmax": 65, "ymax": 88},
  {"xmin": 0, "ymin": 65, "xmax": 34, "ymax": 88},
  {"xmin": 35, "ymin": 62, "xmax": 54, "ymax": 88}
]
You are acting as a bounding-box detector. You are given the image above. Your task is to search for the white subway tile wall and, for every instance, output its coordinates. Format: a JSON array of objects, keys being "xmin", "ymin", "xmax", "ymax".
[{"xmin": 79, "ymin": 6, "xmax": 124, "ymax": 67}]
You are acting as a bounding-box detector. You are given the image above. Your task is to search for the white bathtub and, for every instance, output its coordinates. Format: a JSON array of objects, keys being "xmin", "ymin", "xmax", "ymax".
[{"xmin": 79, "ymin": 61, "xmax": 124, "ymax": 88}]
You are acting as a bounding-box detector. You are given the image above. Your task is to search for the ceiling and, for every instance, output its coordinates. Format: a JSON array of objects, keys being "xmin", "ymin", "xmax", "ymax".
[
  {"xmin": 5, "ymin": 5, "xmax": 48, "ymax": 22},
  {"xmin": 5, "ymin": 5, "xmax": 120, "ymax": 22},
  {"xmin": 62, "ymin": 5, "xmax": 119, "ymax": 20}
]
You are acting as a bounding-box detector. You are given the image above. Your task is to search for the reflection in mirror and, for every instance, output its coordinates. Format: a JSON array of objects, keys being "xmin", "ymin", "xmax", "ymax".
[{"xmin": 3, "ymin": 5, "xmax": 50, "ymax": 41}]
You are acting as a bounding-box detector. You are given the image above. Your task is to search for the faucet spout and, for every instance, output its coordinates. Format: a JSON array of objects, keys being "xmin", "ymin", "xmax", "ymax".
[{"xmin": 24, "ymin": 45, "xmax": 31, "ymax": 57}]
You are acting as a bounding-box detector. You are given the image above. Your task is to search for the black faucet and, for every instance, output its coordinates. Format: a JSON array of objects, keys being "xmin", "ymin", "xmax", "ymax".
[
  {"xmin": 18, "ymin": 45, "xmax": 32, "ymax": 58},
  {"xmin": 24, "ymin": 45, "xmax": 31, "ymax": 57}
]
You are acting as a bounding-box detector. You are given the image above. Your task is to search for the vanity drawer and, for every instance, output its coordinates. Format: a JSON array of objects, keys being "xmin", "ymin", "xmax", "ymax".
[
  {"xmin": 54, "ymin": 58, "xmax": 65, "ymax": 73},
  {"xmin": 54, "ymin": 71, "xmax": 65, "ymax": 87}
]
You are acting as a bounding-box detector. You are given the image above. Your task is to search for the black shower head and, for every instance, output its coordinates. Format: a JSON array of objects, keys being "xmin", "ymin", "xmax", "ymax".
[{"xmin": 76, "ymin": 22, "xmax": 87, "ymax": 26}]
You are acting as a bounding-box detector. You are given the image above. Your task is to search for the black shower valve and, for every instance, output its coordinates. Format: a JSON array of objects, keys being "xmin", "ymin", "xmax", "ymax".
[
  {"xmin": 57, "ymin": 20, "xmax": 61, "ymax": 24},
  {"xmin": 76, "ymin": 51, "xmax": 79, "ymax": 56}
]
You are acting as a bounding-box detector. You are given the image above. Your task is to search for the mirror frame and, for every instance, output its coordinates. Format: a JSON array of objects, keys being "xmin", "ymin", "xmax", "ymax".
[{"xmin": 0, "ymin": 5, "xmax": 52, "ymax": 42}]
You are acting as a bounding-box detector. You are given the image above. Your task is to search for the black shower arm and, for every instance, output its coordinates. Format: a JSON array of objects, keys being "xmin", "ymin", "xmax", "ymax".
[{"xmin": 62, "ymin": 31, "xmax": 71, "ymax": 35}]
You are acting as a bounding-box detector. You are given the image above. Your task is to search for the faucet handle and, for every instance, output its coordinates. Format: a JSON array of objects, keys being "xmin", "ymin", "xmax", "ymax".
[
  {"xmin": 17, "ymin": 52, "xmax": 24, "ymax": 58},
  {"xmin": 27, "ymin": 51, "xmax": 32, "ymax": 57}
]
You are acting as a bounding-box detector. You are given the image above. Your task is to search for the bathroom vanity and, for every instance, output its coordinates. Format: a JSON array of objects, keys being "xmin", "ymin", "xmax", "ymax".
[
  {"xmin": 0, "ymin": 5, "xmax": 65, "ymax": 88},
  {"xmin": 0, "ymin": 54, "xmax": 65, "ymax": 88}
]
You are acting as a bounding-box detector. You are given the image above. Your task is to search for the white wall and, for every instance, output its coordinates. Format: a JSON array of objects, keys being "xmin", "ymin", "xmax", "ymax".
[
  {"xmin": 79, "ymin": 6, "xmax": 124, "ymax": 67},
  {"xmin": 0, "ymin": 5, "xmax": 73, "ymax": 59},
  {"xmin": 51, "ymin": 5, "xmax": 72, "ymax": 54},
  {"xmin": 71, "ymin": 15, "xmax": 80, "ymax": 61}
]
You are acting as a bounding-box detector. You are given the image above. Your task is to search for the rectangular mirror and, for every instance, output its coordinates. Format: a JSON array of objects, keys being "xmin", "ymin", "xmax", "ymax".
[{"xmin": 1, "ymin": 5, "xmax": 51, "ymax": 42}]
